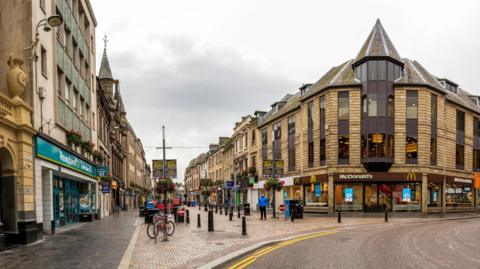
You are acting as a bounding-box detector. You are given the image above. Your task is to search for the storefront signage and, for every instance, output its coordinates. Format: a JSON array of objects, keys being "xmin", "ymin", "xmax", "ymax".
[
  {"xmin": 225, "ymin": 181, "xmax": 234, "ymax": 189},
  {"xmin": 453, "ymin": 178, "xmax": 472, "ymax": 184},
  {"xmin": 152, "ymin": 159, "xmax": 177, "ymax": 178},
  {"xmin": 97, "ymin": 166, "xmax": 109, "ymax": 177},
  {"xmin": 335, "ymin": 173, "xmax": 420, "ymax": 182},
  {"xmin": 35, "ymin": 136, "xmax": 96, "ymax": 177},
  {"xmin": 102, "ymin": 184, "xmax": 110, "ymax": 193},
  {"xmin": 294, "ymin": 177, "xmax": 302, "ymax": 185},
  {"xmin": 338, "ymin": 174, "xmax": 373, "ymax": 180}
]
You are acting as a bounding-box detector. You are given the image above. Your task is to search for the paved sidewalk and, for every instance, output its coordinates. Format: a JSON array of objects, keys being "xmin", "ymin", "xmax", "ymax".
[
  {"xmin": 0, "ymin": 210, "xmax": 139, "ymax": 269},
  {"xmin": 128, "ymin": 208, "xmax": 473, "ymax": 269}
]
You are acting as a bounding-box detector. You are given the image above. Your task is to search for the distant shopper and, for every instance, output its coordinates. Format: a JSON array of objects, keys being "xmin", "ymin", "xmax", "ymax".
[{"xmin": 258, "ymin": 195, "xmax": 269, "ymax": 220}]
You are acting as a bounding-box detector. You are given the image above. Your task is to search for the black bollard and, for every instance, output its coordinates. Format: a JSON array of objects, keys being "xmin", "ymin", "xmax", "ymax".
[
  {"xmin": 197, "ymin": 213, "xmax": 201, "ymax": 228},
  {"xmin": 186, "ymin": 209, "xmax": 190, "ymax": 224},
  {"xmin": 242, "ymin": 216, "xmax": 247, "ymax": 236},
  {"xmin": 291, "ymin": 207, "xmax": 295, "ymax": 223},
  {"xmin": 215, "ymin": 205, "xmax": 218, "ymax": 214},
  {"xmin": 237, "ymin": 206, "xmax": 240, "ymax": 219},
  {"xmin": 220, "ymin": 205, "xmax": 223, "ymax": 215},
  {"xmin": 225, "ymin": 206, "xmax": 228, "ymax": 216},
  {"xmin": 204, "ymin": 203, "xmax": 208, "ymax": 212},
  {"xmin": 229, "ymin": 211, "xmax": 233, "ymax": 221},
  {"xmin": 208, "ymin": 210, "xmax": 214, "ymax": 232},
  {"xmin": 337, "ymin": 210, "xmax": 341, "ymax": 223},
  {"xmin": 385, "ymin": 210, "xmax": 388, "ymax": 222}
]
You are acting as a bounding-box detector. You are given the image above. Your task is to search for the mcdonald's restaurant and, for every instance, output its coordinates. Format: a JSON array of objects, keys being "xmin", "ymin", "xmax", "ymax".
[{"xmin": 287, "ymin": 172, "xmax": 479, "ymax": 214}]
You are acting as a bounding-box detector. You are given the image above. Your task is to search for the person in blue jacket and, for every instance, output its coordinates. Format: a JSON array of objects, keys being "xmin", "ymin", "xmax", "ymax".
[{"xmin": 258, "ymin": 195, "xmax": 269, "ymax": 220}]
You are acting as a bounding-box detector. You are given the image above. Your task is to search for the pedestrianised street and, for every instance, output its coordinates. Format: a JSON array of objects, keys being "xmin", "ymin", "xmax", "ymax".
[{"xmin": 1, "ymin": 1, "xmax": 480, "ymax": 268}]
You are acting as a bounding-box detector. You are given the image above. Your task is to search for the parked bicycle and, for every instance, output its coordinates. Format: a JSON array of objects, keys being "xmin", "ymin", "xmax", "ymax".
[{"xmin": 147, "ymin": 213, "xmax": 175, "ymax": 242}]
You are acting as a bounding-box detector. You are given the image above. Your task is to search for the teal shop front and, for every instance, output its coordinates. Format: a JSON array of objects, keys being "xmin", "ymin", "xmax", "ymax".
[{"xmin": 35, "ymin": 135, "xmax": 98, "ymax": 233}]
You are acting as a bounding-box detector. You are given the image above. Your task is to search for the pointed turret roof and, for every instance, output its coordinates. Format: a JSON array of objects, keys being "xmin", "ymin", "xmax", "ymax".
[
  {"xmin": 354, "ymin": 19, "xmax": 401, "ymax": 65},
  {"xmin": 99, "ymin": 35, "xmax": 113, "ymax": 80}
]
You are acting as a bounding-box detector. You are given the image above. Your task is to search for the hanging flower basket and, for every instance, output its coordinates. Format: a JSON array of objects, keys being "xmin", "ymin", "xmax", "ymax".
[
  {"xmin": 264, "ymin": 178, "xmax": 283, "ymax": 191},
  {"xmin": 66, "ymin": 129, "xmax": 83, "ymax": 146},
  {"xmin": 156, "ymin": 178, "xmax": 176, "ymax": 193}
]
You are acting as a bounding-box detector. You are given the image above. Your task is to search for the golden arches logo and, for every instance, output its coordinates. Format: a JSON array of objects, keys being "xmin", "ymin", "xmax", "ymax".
[{"xmin": 406, "ymin": 172, "xmax": 416, "ymax": 181}]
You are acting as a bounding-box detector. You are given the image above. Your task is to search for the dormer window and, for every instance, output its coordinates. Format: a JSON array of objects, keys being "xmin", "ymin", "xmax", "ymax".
[
  {"xmin": 299, "ymin": 83, "xmax": 313, "ymax": 97},
  {"xmin": 438, "ymin": 79, "xmax": 458, "ymax": 94},
  {"xmin": 470, "ymin": 96, "xmax": 480, "ymax": 106}
]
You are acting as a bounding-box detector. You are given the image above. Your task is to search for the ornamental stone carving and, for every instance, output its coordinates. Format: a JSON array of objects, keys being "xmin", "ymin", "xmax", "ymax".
[{"xmin": 6, "ymin": 54, "xmax": 28, "ymax": 101}]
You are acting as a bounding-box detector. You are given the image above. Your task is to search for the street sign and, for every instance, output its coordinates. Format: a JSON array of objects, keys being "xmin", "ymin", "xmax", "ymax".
[
  {"xmin": 152, "ymin": 159, "xmax": 177, "ymax": 178},
  {"xmin": 225, "ymin": 181, "xmax": 234, "ymax": 189},
  {"xmin": 97, "ymin": 166, "xmax": 109, "ymax": 177}
]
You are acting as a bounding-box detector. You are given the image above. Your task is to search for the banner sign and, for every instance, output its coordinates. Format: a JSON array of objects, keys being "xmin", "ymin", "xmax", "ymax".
[
  {"xmin": 97, "ymin": 166, "xmax": 109, "ymax": 177},
  {"xmin": 35, "ymin": 136, "xmax": 96, "ymax": 177},
  {"xmin": 402, "ymin": 188, "xmax": 411, "ymax": 202},
  {"xmin": 273, "ymin": 160, "xmax": 285, "ymax": 178},
  {"xmin": 152, "ymin": 159, "xmax": 177, "ymax": 178},
  {"xmin": 314, "ymin": 183, "xmax": 321, "ymax": 197},
  {"xmin": 262, "ymin": 160, "xmax": 273, "ymax": 177}
]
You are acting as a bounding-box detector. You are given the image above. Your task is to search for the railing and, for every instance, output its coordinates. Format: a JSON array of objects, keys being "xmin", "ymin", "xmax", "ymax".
[{"xmin": 0, "ymin": 93, "xmax": 14, "ymax": 118}]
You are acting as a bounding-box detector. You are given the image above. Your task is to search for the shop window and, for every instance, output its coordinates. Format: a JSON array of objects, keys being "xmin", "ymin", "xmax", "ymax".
[
  {"xmin": 41, "ymin": 46, "xmax": 48, "ymax": 78},
  {"xmin": 456, "ymin": 144, "xmax": 464, "ymax": 170},
  {"xmin": 392, "ymin": 183, "xmax": 421, "ymax": 212},
  {"xmin": 406, "ymin": 91, "xmax": 418, "ymax": 119},
  {"xmin": 304, "ymin": 182, "xmax": 328, "ymax": 208},
  {"xmin": 334, "ymin": 183, "xmax": 363, "ymax": 211},
  {"xmin": 338, "ymin": 136, "xmax": 349, "ymax": 164},
  {"xmin": 367, "ymin": 94, "xmax": 377, "ymax": 117},
  {"xmin": 406, "ymin": 136, "xmax": 418, "ymax": 163},
  {"xmin": 427, "ymin": 182, "xmax": 442, "ymax": 207},
  {"xmin": 387, "ymin": 95, "xmax": 394, "ymax": 118},
  {"xmin": 431, "ymin": 137, "xmax": 437, "ymax": 166},
  {"xmin": 474, "ymin": 149, "xmax": 480, "ymax": 172},
  {"xmin": 320, "ymin": 138, "xmax": 326, "ymax": 166},
  {"xmin": 446, "ymin": 183, "xmax": 473, "ymax": 207},
  {"xmin": 368, "ymin": 134, "xmax": 386, "ymax": 158},
  {"xmin": 338, "ymin": 92, "xmax": 349, "ymax": 120}
]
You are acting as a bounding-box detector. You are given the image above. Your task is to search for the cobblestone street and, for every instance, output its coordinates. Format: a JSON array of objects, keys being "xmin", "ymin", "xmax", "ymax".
[{"xmin": 0, "ymin": 211, "xmax": 140, "ymax": 269}]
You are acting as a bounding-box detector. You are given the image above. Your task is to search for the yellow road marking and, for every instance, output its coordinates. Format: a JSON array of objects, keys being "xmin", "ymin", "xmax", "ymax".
[{"xmin": 228, "ymin": 230, "xmax": 338, "ymax": 269}]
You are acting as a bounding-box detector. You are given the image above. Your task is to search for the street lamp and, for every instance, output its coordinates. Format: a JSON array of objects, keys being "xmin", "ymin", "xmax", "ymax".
[{"xmin": 24, "ymin": 15, "xmax": 64, "ymax": 132}]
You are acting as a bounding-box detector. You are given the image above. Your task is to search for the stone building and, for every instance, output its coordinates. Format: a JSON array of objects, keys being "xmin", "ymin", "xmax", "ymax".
[{"xmin": 125, "ymin": 122, "xmax": 148, "ymax": 210}]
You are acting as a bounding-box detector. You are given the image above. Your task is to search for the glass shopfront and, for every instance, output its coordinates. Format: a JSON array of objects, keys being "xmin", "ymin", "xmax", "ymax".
[
  {"xmin": 53, "ymin": 176, "xmax": 96, "ymax": 227},
  {"xmin": 391, "ymin": 183, "xmax": 421, "ymax": 212},
  {"xmin": 427, "ymin": 182, "xmax": 442, "ymax": 208},
  {"xmin": 335, "ymin": 183, "xmax": 363, "ymax": 211},
  {"xmin": 303, "ymin": 182, "xmax": 328, "ymax": 208},
  {"xmin": 446, "ymin": 183, "xmax": 473, "ymax": 207}
]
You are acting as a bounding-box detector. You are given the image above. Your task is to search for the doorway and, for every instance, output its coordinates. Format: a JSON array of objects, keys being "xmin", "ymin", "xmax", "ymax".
[
  {"xmin": 364, "ymin": 183, "xmax": 392, "ymax": 212},
  {"xmin": 0, "ymin": 147, "xmax": 16, "ymax": 233}
]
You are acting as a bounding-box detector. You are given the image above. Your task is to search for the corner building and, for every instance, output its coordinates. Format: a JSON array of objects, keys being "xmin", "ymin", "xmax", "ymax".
[{"xmin": 278, "ymin": 19, "xmax": 477, "ymax": 213}]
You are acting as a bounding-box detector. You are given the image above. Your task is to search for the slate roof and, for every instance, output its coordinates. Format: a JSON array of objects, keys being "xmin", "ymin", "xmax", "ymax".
[
  {"xmin": 258, "ymin": 92, "xmax": 301, "ymax": 127},
  {"xmin": 301, "ymin": 19, "xmax": 480, "ymax": 114},
  {"xmin": 99, "ymin": 47, "xmax": 113, "ymax": 80},
  {"xmin": 355, "ymin": 18, "xmax": 402, "ymax": 64}
]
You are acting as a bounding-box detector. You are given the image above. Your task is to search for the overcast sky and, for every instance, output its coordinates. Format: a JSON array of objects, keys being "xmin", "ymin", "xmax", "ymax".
[{"xmin": 90, "ymin": 0, "xmax": 480, "ymax": 182}]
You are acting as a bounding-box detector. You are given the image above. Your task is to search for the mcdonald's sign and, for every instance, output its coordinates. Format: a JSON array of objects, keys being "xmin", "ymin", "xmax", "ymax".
[{"xmin": 406, "ymin": 172, "xmax": 416, "ymax": 181}]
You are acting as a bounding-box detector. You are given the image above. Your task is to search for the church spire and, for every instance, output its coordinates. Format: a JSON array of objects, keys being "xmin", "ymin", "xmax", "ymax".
[{"xmin": 99, "ymin": 35, "xmax": 113, "ymax": 80}]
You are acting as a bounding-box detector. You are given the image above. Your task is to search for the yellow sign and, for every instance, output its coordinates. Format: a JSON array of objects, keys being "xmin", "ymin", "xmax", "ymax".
[
  {"xmin": 310, "ymin": 175, "xmax": 316, "ymax": 192},
  {"xmin": 152, "ymin": 159, "xmax": 177, "ymax": 178},
  {"xmin": 406, "ymin": 172, "xmax": 416, "ymax": 181},
  {"xmin": 111, "ymin": 181, "xmax": 118, "ymax": 190},
  {"xmin": 372, "ymin": 133, "xmax": 383, "ymax": 143},
  {"xmin": 474, "ymin": 174, "xmax": 480, "ymax": 189}
]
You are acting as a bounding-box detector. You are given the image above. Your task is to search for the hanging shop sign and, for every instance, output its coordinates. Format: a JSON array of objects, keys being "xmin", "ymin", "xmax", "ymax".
[
  {"xmin": 111, "ymin": 181, "xmax": 118, "ymax": 190},
  {"xmin": 97, "ymin": 166, "xmax": 109, "ymax": 177},
  {"xmin": 35, "ymin": 136, "xmax": 96, "ymax": 177},
  {"xmin": 102, "ymin": 184, "xmax": 110, "ymax": 193},
  {"xmin": 152, "ymin": 159, "xmax": 177, "ymax": 178}
]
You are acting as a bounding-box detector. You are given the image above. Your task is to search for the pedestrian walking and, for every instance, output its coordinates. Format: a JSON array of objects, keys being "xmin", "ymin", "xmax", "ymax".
[{"xmin": 258, "ymin": 195, "xmax": 268, "ymax": 220}]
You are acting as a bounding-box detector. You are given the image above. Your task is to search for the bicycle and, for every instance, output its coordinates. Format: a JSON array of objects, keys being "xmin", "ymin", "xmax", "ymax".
[{"xmin": 147, "ymin": 213, "xmax": 175, "ymax": 242}]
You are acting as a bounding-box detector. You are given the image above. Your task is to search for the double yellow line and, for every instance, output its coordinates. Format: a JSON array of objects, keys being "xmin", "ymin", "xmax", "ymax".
[{"xmin": 228, "ymin": 230, "xmax": 338, "ymax": 269}]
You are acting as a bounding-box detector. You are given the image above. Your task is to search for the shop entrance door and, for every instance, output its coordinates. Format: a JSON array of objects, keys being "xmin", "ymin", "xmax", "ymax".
[{"xmin": 364, "ymin": 183, "xmax": 392, "ymax": 212}]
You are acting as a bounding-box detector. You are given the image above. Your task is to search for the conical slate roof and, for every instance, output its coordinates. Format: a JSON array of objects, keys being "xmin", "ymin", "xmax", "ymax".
[
  {"xmin": 354, "ymin": 19, "xmax": 401, "ymax": 64},
  {"xmin": 99, "ymin": 46, "xmax": 113, "ymax": 80}
]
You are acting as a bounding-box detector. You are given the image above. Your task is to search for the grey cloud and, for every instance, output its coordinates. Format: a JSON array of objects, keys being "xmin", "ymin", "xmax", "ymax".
[{"xmin": 108, "ymin": 35, "xmax": 297, "ymax": 180}]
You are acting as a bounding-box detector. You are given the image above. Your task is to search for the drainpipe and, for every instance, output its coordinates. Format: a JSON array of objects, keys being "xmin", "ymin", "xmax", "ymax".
[{"xmin": 443, "ymin": 96, "xmax": 447, "ymax": 215}]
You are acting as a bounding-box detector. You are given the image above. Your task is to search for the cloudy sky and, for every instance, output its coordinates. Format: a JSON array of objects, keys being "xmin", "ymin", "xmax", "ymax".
[{"xmin": 90, "ymin": 0, "xmax": 480, "ymax": 182}]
